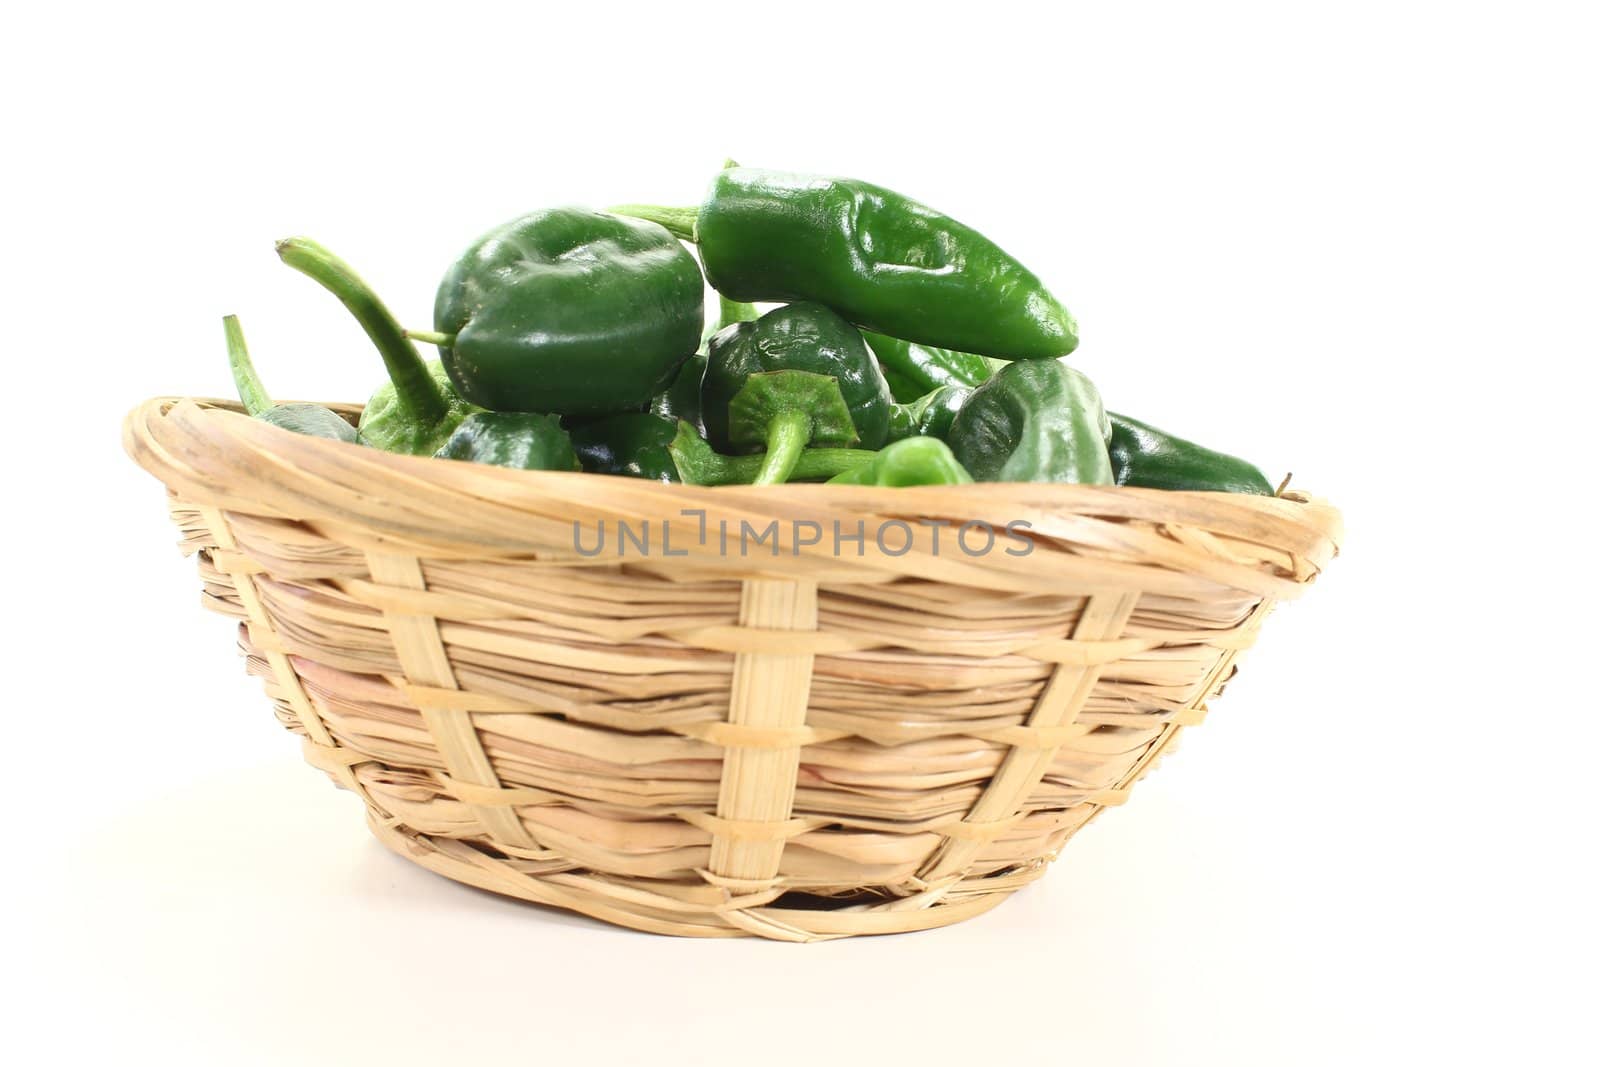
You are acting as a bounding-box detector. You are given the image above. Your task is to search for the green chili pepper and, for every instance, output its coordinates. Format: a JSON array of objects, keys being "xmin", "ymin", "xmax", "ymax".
[
  {"xmin": 1107, "ymin": 413, "xmax": 1274, "ymax": 495},
  {"xmin": 701, "ymin": 302, "xmax": 894, "ymax": 485},
  {"xmin": 615, "ymin": 167, "xmax": 1077, "ymax": 360},
  {"xmin": 948, "ymin": 360, "xmax": 1114, "ymax": 484},
  {"xmin": 863, "ymin": 332, "xmax": 1001, "ymax": 403},
  {"xmin": 276, "ymin": 237, "xmax": 478, "ymax": 455},
  {"xmin": 430, "ymin": 208, "xmax": 704, "ymax": 417},
  {"xmin": 222, "ymin": 315, "xmax": 359, "ymax": 443},
  {"xmin": 434, "ymin": 411, "xmax": 579, "ymax": 471},
  {"xmin": 827, "ymin": 436, "xmax": 973, "ymax": 486},
  {"xmin": 668, "ymin": 421, "xmax": 874, "ymax": 486},
  {"xmin": 570, "ymin": 412, "xmax": 680, "ymax": 482}
]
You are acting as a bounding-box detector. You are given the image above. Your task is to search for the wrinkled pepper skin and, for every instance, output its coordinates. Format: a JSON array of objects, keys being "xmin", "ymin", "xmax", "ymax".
[
  {"xmin": 702, "ymin": 302, "xmax": 894, "ymax": 454},
  {"xmin": 660, "ymin": 168, "xmax": 1077, "ymax": 360},
  {"xmin": 361, "ymin": 359, "xmax": 481, "ymax": 455},
  {"xmin": 570, "ymin": 412, "xmax": 680, "ymax": 482},
  {"xmin": 827, "ymin": 437, "xmax": 973, "ymax": 486},
  {"xmin": 948, "ymin": 360, "xmax": 1113, "ymax": 484},
  {"xmin": 434, "ymin": 209, "xmax": 704, "ymax": 417},
  {"xmin": 223, "ymin": 315, "xmax": 359, "ymax": 443},
  {"xmin": 434, "ymin": 411, "xmax": 579, "ymax": 471},
  {"xmin": 1108, "ymin": 413, "xmax": 1274, "ymax": 495},
  {"xmin": 864, "ymin": 331, "xmax": 999, "ymax": 403}
]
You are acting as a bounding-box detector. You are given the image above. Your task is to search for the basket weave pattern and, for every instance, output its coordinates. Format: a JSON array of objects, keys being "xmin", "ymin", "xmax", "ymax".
[{"xmin": 127, "ymin": 398, "xmax": 1341, "ymax": 941}]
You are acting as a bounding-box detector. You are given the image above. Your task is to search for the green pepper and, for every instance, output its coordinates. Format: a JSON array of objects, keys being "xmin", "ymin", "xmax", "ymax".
[
  {"xmin": 434, "ymin": 411, "xmax": 579, "ymax": 471},
  {"xmin": 570, "ymin": 412, "xmax": 680, "ymax": 482},
  {"xmin": 668, "ymin": 421, "xmax": 874, "ymax": 486},
  {"xmin": 614, "ymin": 167, "xmax": 1077, "ymax": 360},
  {"xmin": 863, "ymin": 332, "xmax": 1000, "ymax": 403},
  {"xmin": 648, "ymin": 353, "xmax": 706, "ymax": 428},
  {"xmin": 651, "ymin": 295, "xmax": 755, "ymax": 431},
  {"xmin": 430, "ymin": 208, "xmax": 704, "ymax": 417},
  {"xmin": 1108, "ymin": 413, "xmax": 1274, "ymax": 495},
  {"xmin": 827, "ymin": 436, "xmax": 973, "ymax": 486},
  {"xmin": 701, "ymin": 302, "xmax": 894, "ymax": 485},
  {"xmin": 222, "ymin": 315, "xmax": 358, "ymax": 443},
  {"xmin": 948, "ymin": 360, "xmax": 1113, "ymax": 484},
  {"xmin": 900, "ymin": 384, "xmax": 971, "ymax": 442},
  {"xmin": 276, "ymin": 237, "xmax": 478, "ymax": 455}
]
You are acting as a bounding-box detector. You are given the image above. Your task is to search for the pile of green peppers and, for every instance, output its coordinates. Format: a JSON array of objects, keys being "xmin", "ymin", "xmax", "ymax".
[{"xmin": 225, "ymin": 165, "xmax": 1275, "ymax": 494}]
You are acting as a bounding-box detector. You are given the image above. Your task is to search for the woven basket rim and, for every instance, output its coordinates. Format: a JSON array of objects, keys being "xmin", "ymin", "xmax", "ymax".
[{"xmin": 124, "ymin": 396, "xmax": 1342, "ymax": 599}]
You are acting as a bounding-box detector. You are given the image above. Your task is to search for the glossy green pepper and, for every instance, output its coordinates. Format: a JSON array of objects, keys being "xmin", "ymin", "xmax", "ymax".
[
  {"xmin": 434, "ymin": 411, "xmax": 579, "ymax": 471},
  {"xmin": 570, "ymin": 412, "xmax": 680, "ymax": 482},
  {"xmin": 615, "ymin": 167, "xmax": 1077, "ymax": 359},
  {"xmin": 668, "ymin": 421, "xmax": 874, "ymax": 486},
  {"xmin": 430, "ymin": 208, "xmax": 704, "ymax": 417},
  {"xmin": 948, "ymin": 360, "xmax": 1113, "ymax": 484},
  {"xmin": 651, "ymin": 295, "xmax": 756, "ymax": 431},
  {"xmin": 827, "ymin": 436, "xmax": 973, "ymax": 486},
  {"xmin": 702, "ymin": 302, "xmax": 894, "ymax": 484},
  {"xmin": 276, "ymin": 237, "xmax": 478, "ymax": 455},
  {"xmin": 863, "ymin": 332, "xmax": 1000, "ymax": 403},
  {"xmin": 1108, "ymin": 413, "xmax": 1274, "ymax": 495},
  {"xmin": 900, "ymin": 384, "xmax": 971, "ymax": 442},
  {"xmin": 223, "ymin": 315, "xmax": 358, "ymax": 443}
]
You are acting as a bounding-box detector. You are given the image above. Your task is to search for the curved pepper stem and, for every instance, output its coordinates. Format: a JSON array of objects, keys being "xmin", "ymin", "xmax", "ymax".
[
  {"xmin": 608, "ymin": 204, "xmax": 699, "ymax": 241},
  {"xmin": 223, "ymin": 315, "xmax": 272, "ymax": 417},
  {"xmin": 668, "ymin": 421, "xmax": 874, "ymax": 486},
  {"xmin": 275, "ymin": 237, "xmax": 448, "ymax": 425},
  {"xmin": 753, "ymin": 410, "xmax": 810, "ymax": 486}
]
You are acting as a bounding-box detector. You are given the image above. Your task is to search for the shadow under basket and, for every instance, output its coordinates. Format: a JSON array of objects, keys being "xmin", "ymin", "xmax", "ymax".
[{"xmin": 125, "ymin": 397, "xmax": 1342, "ymax": 941}]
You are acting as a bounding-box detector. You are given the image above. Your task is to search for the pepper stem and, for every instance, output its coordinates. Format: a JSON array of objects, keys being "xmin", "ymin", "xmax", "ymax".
[
  {"xmin": 405, "ymin": 329, "xmax": 456, "ymax": 347},
  {"xmin": 753, "ymin": 410, "xmax": 811, "ymax": 486},
  {"xmin": 223, "ymin": 315, "xmax": 272, "ymax": 417},
  {"xmin": 608, "ymin": 204, "xmax": 699, "ymax": 241},
  {"xmin": 275, "ymin": 237, "xmax": 448, "ymax": 425},
  {"xmin": 668, "ymin": 421, "xmax": 874, "ymax": 486}
]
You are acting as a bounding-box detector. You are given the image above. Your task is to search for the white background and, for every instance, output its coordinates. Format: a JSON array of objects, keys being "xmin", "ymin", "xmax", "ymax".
[{"xmin": 4, "ymin": 2, "xmax": 1596, "ymax": 1063}]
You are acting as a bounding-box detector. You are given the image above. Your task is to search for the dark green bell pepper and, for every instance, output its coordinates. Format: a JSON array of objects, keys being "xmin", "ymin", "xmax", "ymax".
[
  {"xmin": 276, "ymin": 237, "xmax": 478, "ymax": 455},
  {"xmin": 1108, "ymin": 413, "xmax": 1274, "ymax": 495},
  {"xmin": 434, "ymin": 411, "xmax": 579, "ymax": 471},
  {"xmin": 827, "ymin": 436, "xmax": 973, "ymax": 486},
  {"xmin": 701, "ymin": 302, "xmax": 894, "ymax": 485},
  {"xmin": 570, "ymin": 412, "xmax": 680, "ymax": 482},
  {"xmin": 948, "ymin": 360, "xmax": 1113, "ymax": 484},
  {"xmin": 431, "ymin": 208, "xmax": 704, "ymax": 417},
  {"xmin": 863, "ymin": 332, "xmax": 1000, "ymax": 404},
  {"xmin": 223, "ymin": 315, "xmax": 358, "ymax": 443},
  {"xmin": 615, "ymin": 167, "xmax": 1077, "ymax": 360}
]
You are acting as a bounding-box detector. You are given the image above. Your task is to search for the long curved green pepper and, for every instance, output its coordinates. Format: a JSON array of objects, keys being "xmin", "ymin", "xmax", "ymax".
[
  {"xmin": 863, "ymin": 332, "xmax": 999, "ymax": 404},
  {"xmin": 276, "ymin": 237, "xmax": 477, "ymax": 455},
  {"xmin": 1107, "ymin": 413, "xmax": 1274, "ymax": 494},
  {"xmin": 615, "ymin": 167, "xmax": 1078, "ymax": 359},
  {"xmin": 223, "ymin": 315, "xmax": 358, "ymax": 443}
]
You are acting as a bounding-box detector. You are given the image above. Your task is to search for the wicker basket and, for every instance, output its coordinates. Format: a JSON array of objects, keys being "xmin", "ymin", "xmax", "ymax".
[{"xmin": 125, "ymin": 397, "xmax": 1341, "ymax": 941}]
